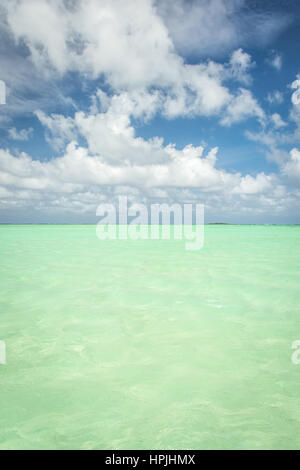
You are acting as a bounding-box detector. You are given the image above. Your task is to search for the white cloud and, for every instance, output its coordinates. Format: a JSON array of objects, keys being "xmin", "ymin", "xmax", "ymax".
[
  {"xmin": 35, "ymin": 84, "xmax": 264, "ymax": 167},
  {"xmin": 245, "ymin": 128, "xmax": 280, "ymax": 150},
  {"xmin": 4, "ymin": 0, "xmax": 265, "ymax": 124},
  {"xmin": 0, "ymin": 75, "xmax": 290, "ymax": 218},
  {"xmin": 271, "ymin": 113, "xmax": 287, "ymax": 129},
  {"xmin": 232, "ymin": 173, "xmax": 278, "ymax": 195},
  {"xmin": 246, "ymin": 75, "xmax": 300, "ymax": 151},
  {"xmin": 8, "ymin": 127, "xmax": 33, "ymax": 141},
  {"xmin": 35, "ymin": 110, "xmax": 77, "ymax": 151},
  {"xmin": 161, "ymin": 64, "xmax": 232, "ymax": 118},
  {"xmin": 221, "ymin": 88, "xmax": 265, "ymax": 126},
  {"xmin": 0, "ymin": 0, "xmax": 295, "ymax": 221},
  {"xmin": 268, "ymin": 53, "xmax": 282, "ymax": 71},
  {"xmin": 0, "ymin": 4, "xmax": 76, "ymax": 124},
  {"xmin": 0, "ymin": 142, "xmax": 287, "ymax": 217},
  {"xmin": 156, "ymin": 0, "xmax": 290, "ymax": 58},
  {"xmin": 289, "ymin": 75, "xmax": 300, "ymax": 143},
  {"xmin": 281, "ymin": 148, "xmax": 300, "ymax": 186},
  {"xmin": 6, "ymin": 0, "xmax": 178, "ymax": 88},
  {"xmin": 267, "ymin": 90, "xmax": 284, "ymax": 105},
  {"xmin": 228, "ymin": 48, "xmax": 254, "ymax": 84}
]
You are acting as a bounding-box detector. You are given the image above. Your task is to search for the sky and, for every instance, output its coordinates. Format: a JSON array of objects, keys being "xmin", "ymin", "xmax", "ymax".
[{"xmin": 0, "ymin": 0, "xmax": 300, "ymax": 224}]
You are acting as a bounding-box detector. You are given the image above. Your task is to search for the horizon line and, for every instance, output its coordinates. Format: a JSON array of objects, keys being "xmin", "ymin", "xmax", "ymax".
[{"xmin": 0, "ymin": 223, "xmax": 300, "ymax": 226}]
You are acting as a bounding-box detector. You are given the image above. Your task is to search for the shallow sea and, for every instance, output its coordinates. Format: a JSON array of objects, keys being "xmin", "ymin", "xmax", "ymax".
[{"xmin": 0, "ymin": 225, "xmax": 300, "ymax": 449}]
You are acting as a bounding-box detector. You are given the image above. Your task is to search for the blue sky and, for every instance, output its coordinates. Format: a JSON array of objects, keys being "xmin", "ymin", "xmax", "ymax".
[{"xmin": 0, "ymin": 0, "xmax": 300, "ymax": 223}]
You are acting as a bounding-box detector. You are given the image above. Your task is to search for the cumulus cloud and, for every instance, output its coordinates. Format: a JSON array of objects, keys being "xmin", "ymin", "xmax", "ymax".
[
  {"xmin": 228, "ymin": 48, "xmax": 254, "ymax": 84},
  {"xmin": 8, "ymin": 127, "xmax": 33, "ymax": 141},
  {"xmin": 247, "ymin": 74, "xmax": 300, "ymax": 151},
  {"xmin": 156, "ymin": 0, "xmax": 291, "ymax": 58},
  {"xmin": 3, "ymin": 0, "xmax": 265, "ymax": 124},
  {"xmin": 0, "ymin": 79, "xmax": 292, "ymax": 218},
  {"xmin": 267, "ymin": 90, "xmax": 284, "ymax": 105},
  {"xmin": 0, "ymin": 0, "xmax": 296, "ymax": 221},
  {"xmin": 0, "ymin": 4, "xmax": 76, "ymax": 124},
  {"xmin": 288, "ymin": 75, "xmax": 300, "ymax": 143},
  {"xmin": 271, "ymin": 113, "xmax": 287, "ymax": 129},
  {"xmin": 35, "ymin": 110, "xmax": 77, "ymax": 151},
  {"xmin": 281, "ymin": 148, "xmax": 300, "ymax": 186},
  {"xmin": 232, "ymin": 173, "xmax": 279, "ymax": 195},
  {"xmin": 0, "ymin": 141, "xmax": 288, "ymax": 218},
  {"xmin": 34, "ymin": 84, "xmax": 265, "ymax": 168},
  {"xmin": 221, "ymin": 88, "xmax": 265, "ymax": 126},
  {"xmin": 268, "ymin": 52, "xmax": 282, "ymax": 71},
  {"xmin": 6, "ymin": 0, "xmax": 179, "ymax": 87}
]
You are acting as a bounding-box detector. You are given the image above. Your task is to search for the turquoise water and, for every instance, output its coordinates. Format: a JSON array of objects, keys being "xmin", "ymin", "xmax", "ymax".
[{"xmin": 0, "ymin": 224, "xmax": 300, "ymax": 450}]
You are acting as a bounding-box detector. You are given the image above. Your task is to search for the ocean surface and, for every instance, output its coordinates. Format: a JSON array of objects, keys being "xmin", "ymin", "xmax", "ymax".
[{"xmin": 0, "ymin": 224, "xmax": 300, "ymax": 450}]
